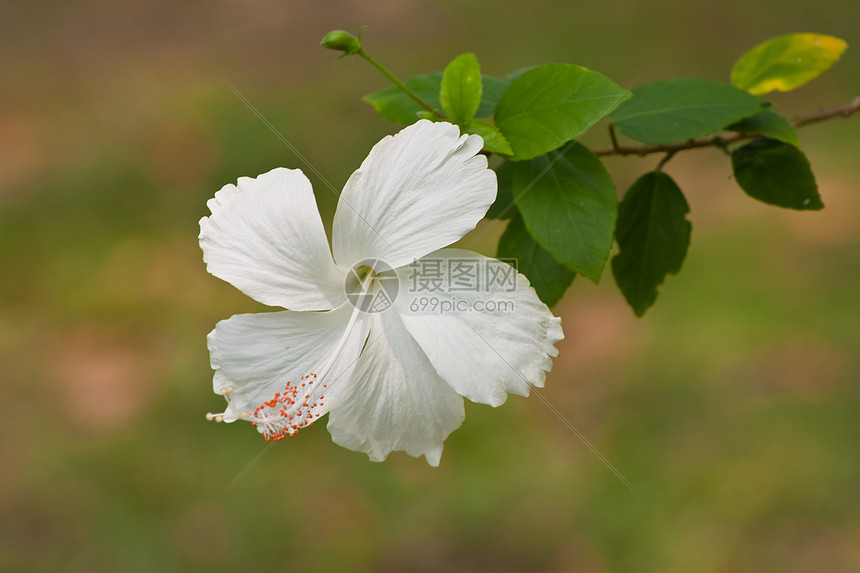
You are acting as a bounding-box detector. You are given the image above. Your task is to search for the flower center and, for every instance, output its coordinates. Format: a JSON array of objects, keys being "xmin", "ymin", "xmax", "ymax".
[{"xmin": 344, "ymin": 258, "xmax": 399, "ymax": 313}]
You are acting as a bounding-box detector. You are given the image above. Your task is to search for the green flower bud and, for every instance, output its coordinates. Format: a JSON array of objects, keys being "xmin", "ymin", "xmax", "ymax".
[{"xmin": 320, "ymin": 30, "xmax": 362, "ymax": 56}]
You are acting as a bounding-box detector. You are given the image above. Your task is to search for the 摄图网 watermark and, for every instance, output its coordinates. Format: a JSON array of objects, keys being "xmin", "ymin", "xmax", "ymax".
[{"xmin": 344, "ymin": 257, "xmax": 520, "ymax": 313}]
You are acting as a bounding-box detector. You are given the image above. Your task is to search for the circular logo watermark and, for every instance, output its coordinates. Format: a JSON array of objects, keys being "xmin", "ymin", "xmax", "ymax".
[{"xmin": 344, "ymin": 258, "xmax": 399, "ymax": 313}]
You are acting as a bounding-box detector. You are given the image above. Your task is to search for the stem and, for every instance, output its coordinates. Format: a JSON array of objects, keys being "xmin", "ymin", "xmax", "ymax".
[
  {"xmin": 593, "ymin": 96, "xmax": 860, "ymax": 158},
  {"xmin": 793, "ymin": 96, "xmax": 860, "ymax": 127},
  {"xmin": 357, "ymin": 48, "xmax": 446, "ymax": 118},
  {"xmin": 608, "ymin": 123, "xmax": 620, "ymax": 152},
  {"xmin": 655, "ymin": 151, "xmax": 677, "ymax": 171}
]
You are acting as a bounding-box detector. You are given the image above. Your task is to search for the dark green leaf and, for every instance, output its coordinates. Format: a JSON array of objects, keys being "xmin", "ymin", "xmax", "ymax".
[
  {"xmin": 727, "ymin": 109, "xmax": 799, "ymax": 146},
  {"xmin": 463, "ymin": 119, "xmax": 513, "ymax": 155},
  {"xmin": 363, "ymin": 73, "xmax": 508, "ymax": 124},
  {"xmin": 512, "ymin": 143, "xmax": 617, "ymax": 282},
  {"xmin": 610, "ymin": 78, "xmax": 764, "ymax": 144},
  {"xmin": 498, "ymin": 214, "xmax": 575, "ymax": 307},
  {"xmin": 440, "ymin": 53, "xmax": 483, "ymax": 123},
  {"xmin": 494, "ymin": 64, "xmax": 631, "ymax": 161},
  {"xmin": 612, "ymin": 171, "xmax": 691, "ymax": 317},
  {"xmin": 731, "ymin": 138, "xmax": 822, "ymax": 210},
  {"xmin": 485, "ymin": 161, "xmax": 515, "ymax": 220},
  {"xmin": 731, "ymin": 33, "xmax": 848, "ymax": 95},
  {"xmin": 506, "ymin": 65, "xmax": 537, "ymax": 81},
  {"xmin": 363, "ymin": 73, "xmax": 444, "ymax": 124},
  {"xmin": 476, "ymin": 76, "xmax": 509, "ymax": 118}
]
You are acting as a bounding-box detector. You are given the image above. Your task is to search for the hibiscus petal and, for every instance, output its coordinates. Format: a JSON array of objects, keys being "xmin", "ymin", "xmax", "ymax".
[
  {"xmin": 200, "ymin": 167, "xmax": 345, "ymax": 310},
  {"xmin": 331, "ymin": 121, "xmax": 496, "ymax": 270},
  {"xmin": 395, "ymin": 248, "xmax": 563, "ymax": 407},
  {"xmin": 327, "ymin": 309, "xmax": 465, "ymax": 466},
  {"xmin": 207, "ymin": 303, "xmax": 369, "ymax": 423}
]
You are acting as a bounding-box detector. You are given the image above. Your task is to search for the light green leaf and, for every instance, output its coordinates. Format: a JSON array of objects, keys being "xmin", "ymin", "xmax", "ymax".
[
  {"xmin": 512, "ymin": 143, "xmax": 617, "ymax": 283},
  {"xmin": 610, "ymin": 78, "xmax": 764, "ymax": 144},
  {"xmin": 462, "ymin": 119, "xmax": 513, "ymax": 155},
  {"xmin": 727, "ymin": 109, "xmax": 799, "ymax": 146},
  {"xmin": 363, "ymin": 72, "xmax": 508, "ymax": 124},
  {"xmin": 612, "ymin": 171, "xmax": 691, "ymax": 317},
  {"xmin": 497, "ymin": 214, "xmax": 575, "ymax": 307},
  {"xmin": 494, "ymin": 64, "xmax": 631, "ymax": 161},
  {"xmin": 441, "ymin": 53, "xmax": 483, "ymax": 123},
  {"xmin": 485, "ymin": 161, "xmax": 515, "ymax": 220},
  {"xmin": 731, "ymin": 138, "xmax": 822, "ymax": 210},
  {"xmin": 731, "ymin": 33, "xmax": 848, "ymax": 95}
]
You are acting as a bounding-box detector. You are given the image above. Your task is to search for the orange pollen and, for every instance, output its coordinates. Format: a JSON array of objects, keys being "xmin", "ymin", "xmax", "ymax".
[{"xmin": 251, "ymin": 373, "xmax": 324, "ymax": 442}]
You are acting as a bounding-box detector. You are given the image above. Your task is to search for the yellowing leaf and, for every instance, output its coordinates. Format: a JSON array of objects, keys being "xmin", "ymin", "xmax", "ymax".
[{"xmin": 731, "ymin": 33, "xmax": 848, "ymax": 95}]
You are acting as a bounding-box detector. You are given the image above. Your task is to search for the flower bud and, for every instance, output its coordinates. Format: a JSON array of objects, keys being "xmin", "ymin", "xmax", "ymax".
[{"xmin": 320, "ymin": 30, "xmax": 362, "ymax": 56}]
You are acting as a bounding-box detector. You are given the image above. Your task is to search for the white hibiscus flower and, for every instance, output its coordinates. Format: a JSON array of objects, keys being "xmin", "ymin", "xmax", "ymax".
[{"xmin": 201, "ymin": 120, "xmax": 563, "ymax": 466}]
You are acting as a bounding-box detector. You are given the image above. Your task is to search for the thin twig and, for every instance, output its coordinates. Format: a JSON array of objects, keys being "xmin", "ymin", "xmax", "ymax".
[
  {"xmin": 593, "ymin": 96, "xmax": 860, "ymax": 158},
  {"xmin": 608, "ymin": 123, "xmax": 620, "ymax": 152},
  {"xmin": 655, "ymin": 150, "xmax": 677, "ymax": 171},
  {"xmin": 358, "ymin": 49, "xmax": 446, "ymax": 119},
  {"xmin": 792, "ymin": 96, "xmax": 860, "ymax": 127}
]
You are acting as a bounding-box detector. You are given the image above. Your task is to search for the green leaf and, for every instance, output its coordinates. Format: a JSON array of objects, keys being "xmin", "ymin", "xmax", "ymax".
[
  {"xmin": 612, "ymin": 171, "xmax": 691, "ymax": 317},
  {"xmin": 498, "ymin": 213, "xmax": 575, "ymax": 307},
  {"xmin": 362, "ymin": 73, "xmax": 442, "ymax": 123},
  {"xmin": 731, "ymin": 138, "xmax": 822, "ymax": 210},
  {"xmin": 476, "ymin": 76, "xmax": 509, "ymax": 118},
  {"xmin": 610, "ymin": 78, "xmax": 764, "ymax": 145},
  {"xmin": 441, "ymin": 53, "xmax": 483, "ymax": 123},
  {"xmin": 731, "ymin": 33, "xmax": 848, "ymax": 95},
  {"xmin": 363, "ymin": 73, "xmax": 444, "ymax": 124},
  {"xmin": 727, "ymin": 109, "xmax": 799, "ymax": 146},
  {"xmin": 506, "ymin": 65, "xmax": 537, "ymax": 81},
  {"xmin": 494, "ymin": 64, "xmax": 631, "ymax": 161},
  {"xmin": 363, "ymin": 72, "xmax": 508, "ymax": 124},
  {"xmin": 485, "ymin": 161, "xmax": 515, "ymax": 220},
  {"xmin": 512, "ymin": 142, "xmax": 617, "ymax": 283},
  {"xmin": 462, "ymin": 119, "xmax": 513, "ymax": 155}
]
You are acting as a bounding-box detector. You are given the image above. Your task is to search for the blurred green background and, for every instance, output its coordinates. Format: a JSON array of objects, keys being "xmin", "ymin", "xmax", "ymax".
[{"xmin": 1, "ymin": 1, "xmax": 859, "ymax": 571}]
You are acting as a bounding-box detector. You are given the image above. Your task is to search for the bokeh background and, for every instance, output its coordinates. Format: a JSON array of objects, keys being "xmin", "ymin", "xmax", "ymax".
[{"xmin": 2, "ymin": 1, "xmax": 859, "ymax": 571}]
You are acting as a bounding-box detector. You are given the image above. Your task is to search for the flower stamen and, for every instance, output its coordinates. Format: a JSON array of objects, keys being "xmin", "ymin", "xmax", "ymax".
[
  {"xmin": 248, "ymin": 272, "xmax": 373, "ymax": 442},
  {"xmin": 206, "ymin": 386, "xmax": 241, "ymax": 423},
  {"xmin": 252, "ymin": 373, "xmax": 325, "ymax": 441}
]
